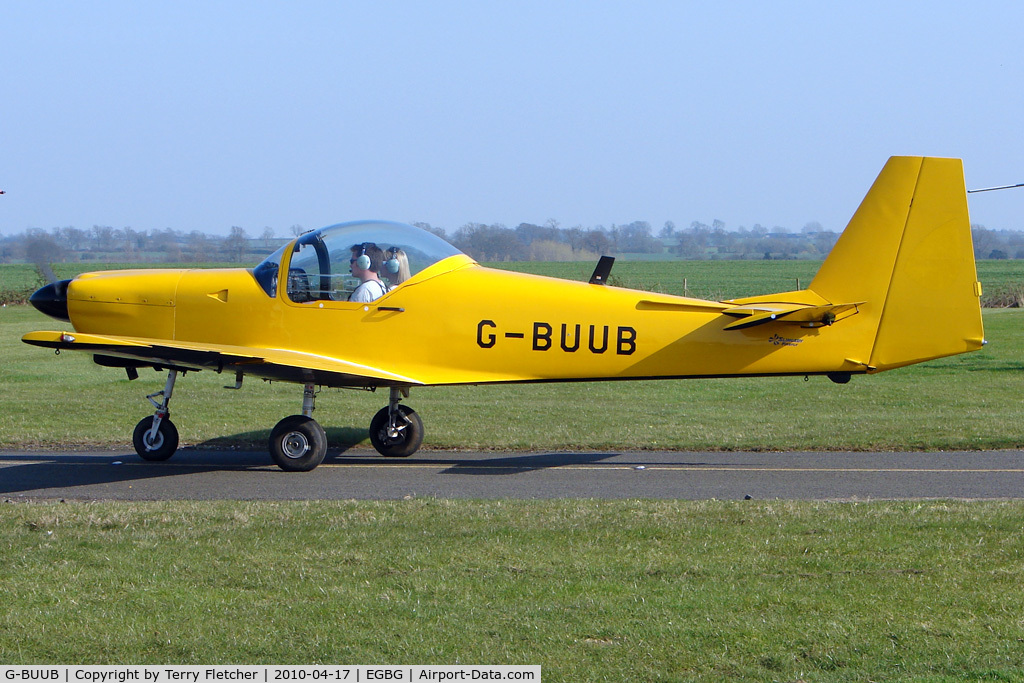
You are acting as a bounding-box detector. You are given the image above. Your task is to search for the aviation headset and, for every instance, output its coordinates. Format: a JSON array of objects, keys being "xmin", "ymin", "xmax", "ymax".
[
  {"xmin": 352, "ymin": 243, "xmax": 373, "ymax": 271},
  {"xmin": 384, "ymin": 247, "xmax": 401, "ymax": 275}
]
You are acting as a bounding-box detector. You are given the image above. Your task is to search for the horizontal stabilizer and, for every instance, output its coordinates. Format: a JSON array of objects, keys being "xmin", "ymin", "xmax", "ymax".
[
  {"xmin": 721, "ymin": 302, "xmax": 861, "ymax": 331},
  {"xmin": 636, "ymin": 299, "xmax": 730, "ymax": 313}
]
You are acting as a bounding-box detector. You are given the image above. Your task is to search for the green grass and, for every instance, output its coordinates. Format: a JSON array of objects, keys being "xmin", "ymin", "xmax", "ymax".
[
  {"xmin": 489, "ymin": 259, "xmax": 1024, "ymax": 303},
  {"xmin": 3, "ymin": 305, "xmax": 1023, "ymax": 451},
  {"xmin": 2, "ymin": 499, "xmax": 1023, "ymax": 680},
  {"xmin": 488, "ymin": 259, "xmax": 822, "ymax": 300}
]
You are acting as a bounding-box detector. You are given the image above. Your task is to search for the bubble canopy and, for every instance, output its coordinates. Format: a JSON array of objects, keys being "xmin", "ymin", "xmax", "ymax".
[{"xmin": 253, "ymin": 220, "xmax": 463, "ymax": 299}]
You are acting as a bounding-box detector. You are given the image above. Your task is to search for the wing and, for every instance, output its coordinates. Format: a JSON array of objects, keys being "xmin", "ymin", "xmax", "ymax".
[{"xmin": 22, "ymin": 330, "xmax": 423, "ymax": 388}]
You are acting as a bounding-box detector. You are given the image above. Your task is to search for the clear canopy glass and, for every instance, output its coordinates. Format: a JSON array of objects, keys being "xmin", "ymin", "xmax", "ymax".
[{"xmin": 253, "ymin": 220, "xmax": 463, "ymax": 300}]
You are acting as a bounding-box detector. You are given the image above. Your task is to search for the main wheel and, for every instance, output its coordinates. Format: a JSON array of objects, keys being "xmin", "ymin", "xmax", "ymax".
[
  {"xmin": 269, "ymin": 415, "xmax": 327, "ymax": 472},
  {"xmin": 369, "ymin": 405, "xmax": 424, "ymax": 457},
  {"xmin": 133, "ymin": 416, "xmax": 179, "ymax": 461}
]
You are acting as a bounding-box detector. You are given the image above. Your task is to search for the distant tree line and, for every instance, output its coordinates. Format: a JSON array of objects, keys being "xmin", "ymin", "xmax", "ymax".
[
  {"xmin": 2, "ymin": 220, "xmax": 1022, "ymax": 265},
  {"xmin": 1, "ymin": 224, "xmax": 294, "ymax": 265}
]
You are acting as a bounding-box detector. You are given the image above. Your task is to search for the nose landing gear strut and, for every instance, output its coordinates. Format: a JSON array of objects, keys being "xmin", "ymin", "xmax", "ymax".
[{"xmin": 132, "ymin": 369, "xmax": 180, "ymax": 461}]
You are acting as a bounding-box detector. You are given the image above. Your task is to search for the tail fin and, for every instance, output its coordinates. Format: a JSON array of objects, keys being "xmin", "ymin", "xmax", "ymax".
[{"xmin": 809, "ymin": 156, "xmax": 984, "ymax": 371}]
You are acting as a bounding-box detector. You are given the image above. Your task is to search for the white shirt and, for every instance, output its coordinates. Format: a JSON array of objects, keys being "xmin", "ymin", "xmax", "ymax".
[{"xmin": 349, "ymin": 279, "xmax": 388, "ymax": 303}]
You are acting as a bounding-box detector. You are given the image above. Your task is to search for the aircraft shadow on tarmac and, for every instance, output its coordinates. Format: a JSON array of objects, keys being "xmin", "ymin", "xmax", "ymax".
[
  {"xmin": 431, "ymin": 452, "xmax": 623, "ymax": 475},
  {"xmin": 202, "ymin": 429, "xmax": 629, "ymax": 474},
  {"xmin": 200, "ymin": 428, "xmax": 629, "ymax": 474},
  {"xmin": 0, "ymin": 448, "xmax": 638, "ymax": 496},
  {"xmin": 0, "ymin": 451, "xmax": 269, "ymax": 497}
]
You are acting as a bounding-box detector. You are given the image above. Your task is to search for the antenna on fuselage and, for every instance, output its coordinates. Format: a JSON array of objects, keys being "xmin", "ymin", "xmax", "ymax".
[{"xmin": 589, "ymin": 255, "xmax": 615, "ymax": 285}]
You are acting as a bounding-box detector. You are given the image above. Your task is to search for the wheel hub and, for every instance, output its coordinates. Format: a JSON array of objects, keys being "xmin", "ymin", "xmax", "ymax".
[
  {"xmin": 144, "ymin": 431, "xmax": 164, "ymax": 451},
  {"xmin": 384, "ymin": 422, "xmax": 406, "ymax": 443},
  {"xmin": 282, "ymin": 431, "xmax": 310, "ymax": 458}
]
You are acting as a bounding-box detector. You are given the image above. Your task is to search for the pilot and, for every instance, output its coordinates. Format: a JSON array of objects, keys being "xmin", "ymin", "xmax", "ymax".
[
  {"xmin": 349, "ymin": 243, "xmax": 388, "ymax": 302},
  {"xmin": 384, "ymin": 247, "xmax": 411, "ymax": 286}
]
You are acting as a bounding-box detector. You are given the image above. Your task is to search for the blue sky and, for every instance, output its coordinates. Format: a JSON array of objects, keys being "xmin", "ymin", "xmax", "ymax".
[{"xmin": 2, "ymin": 2, "xmax": 1023, "ymax": 236}]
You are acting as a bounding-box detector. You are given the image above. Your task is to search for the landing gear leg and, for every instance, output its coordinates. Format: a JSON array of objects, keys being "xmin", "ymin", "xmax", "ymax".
[
  {"xmin": 132, "ymin": 369, "xmax": 180, "ymax": 461},
  {"xmin": 369, "ymin": 387, "xmax": 423, "ymax": 457},
  {"xmin": 269, "ymin": 382, "xmax": 327, "ymax": 472}
]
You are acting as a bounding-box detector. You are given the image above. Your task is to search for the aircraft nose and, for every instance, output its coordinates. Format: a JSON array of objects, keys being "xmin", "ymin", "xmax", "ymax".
[{"xmin": 29, "ymin": 279, "xmax": 72, "ymax": 322}]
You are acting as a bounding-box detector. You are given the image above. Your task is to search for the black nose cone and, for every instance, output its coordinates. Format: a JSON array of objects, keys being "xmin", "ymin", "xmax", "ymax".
[{"xmin": 29, "ymin": 279, "xmax": 72, "ymax": 322}]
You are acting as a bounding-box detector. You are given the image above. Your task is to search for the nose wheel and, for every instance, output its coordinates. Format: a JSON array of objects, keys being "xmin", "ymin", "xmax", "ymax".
[
  {"xmin": 133, "ymin": 369, "xmax": 180, "ymax": 461},
  {"xmin": 133, "ymin": 415, "xmax": 179, "ymax": 461}
]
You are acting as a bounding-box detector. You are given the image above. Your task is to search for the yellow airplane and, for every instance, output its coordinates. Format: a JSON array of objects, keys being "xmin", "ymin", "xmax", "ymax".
[{"xmin": 24, "ymin": 156, "xmax": 985, "ymax": 471}]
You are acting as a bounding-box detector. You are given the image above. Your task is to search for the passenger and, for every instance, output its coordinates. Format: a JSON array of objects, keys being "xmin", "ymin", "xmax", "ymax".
[
  {"xmin": 384, "ymin": 247, "xmax": 412, "ymax": 286},
  {"xmin": 349, "ymin": 243, "xmax": 388, "ymax": 302}
]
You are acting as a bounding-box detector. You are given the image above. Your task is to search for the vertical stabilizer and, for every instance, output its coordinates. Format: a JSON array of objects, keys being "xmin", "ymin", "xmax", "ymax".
[{"xmin": 808, "ymin": 156, "xmax": 984, "ymax": 371}]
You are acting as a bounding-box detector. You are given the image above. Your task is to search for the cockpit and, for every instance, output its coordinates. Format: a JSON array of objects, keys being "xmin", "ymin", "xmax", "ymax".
[{"xmin": 253, "ymin": 220, "xmax": 463, "ymax": 302}]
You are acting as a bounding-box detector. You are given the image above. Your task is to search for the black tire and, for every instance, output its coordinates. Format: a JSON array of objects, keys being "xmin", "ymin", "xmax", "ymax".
[
  {"xmin": 132, "ymin": 416, "xmax": 179, "ymax": 461},
  {"xmin": 369, "ymin": 405, "xmax": 424, "ymax": 457},
  {"xmin": 269, "ymin": 415, "xmax": 327, "ymax": 472}
]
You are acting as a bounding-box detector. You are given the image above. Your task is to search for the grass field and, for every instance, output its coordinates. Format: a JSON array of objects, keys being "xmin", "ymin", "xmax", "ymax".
[
  {"xmin": 2, "ymin": 499, "xmax": 1023, "ymax": 680},
  {"xmin": 3, "ymin": 259, "xmax": 1024, "ymax": 678}
]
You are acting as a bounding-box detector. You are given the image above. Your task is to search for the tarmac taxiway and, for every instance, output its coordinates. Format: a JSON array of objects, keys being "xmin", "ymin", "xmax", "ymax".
[{"xmin": 2, "ymin": 448, "xmax": 1023, "ymax": 501}]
